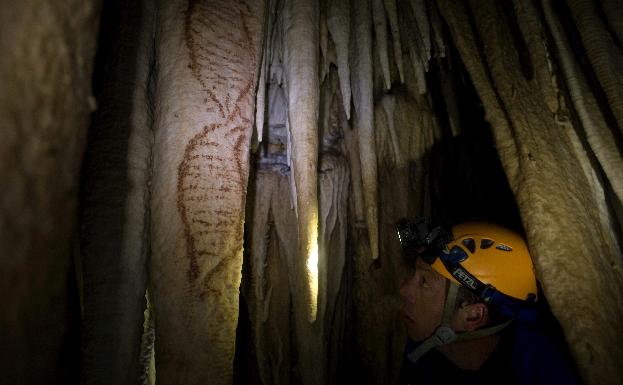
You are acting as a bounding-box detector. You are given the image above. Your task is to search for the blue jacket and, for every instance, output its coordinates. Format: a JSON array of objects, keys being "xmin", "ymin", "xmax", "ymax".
[{"xmin": 400, "ymin": 322, "xmax": 582, "ymax": 385}]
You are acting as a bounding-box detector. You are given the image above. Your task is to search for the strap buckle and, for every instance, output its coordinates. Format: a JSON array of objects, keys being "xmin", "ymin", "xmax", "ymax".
[{"xmin": 433, "ymin": 326, "xmax": 457, "ymax": 345}]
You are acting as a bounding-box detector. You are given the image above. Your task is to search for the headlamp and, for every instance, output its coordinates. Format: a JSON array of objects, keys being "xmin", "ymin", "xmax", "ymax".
[{"xmin": 396, "ymin": 217, "xmax": 452, "ymax": 252}]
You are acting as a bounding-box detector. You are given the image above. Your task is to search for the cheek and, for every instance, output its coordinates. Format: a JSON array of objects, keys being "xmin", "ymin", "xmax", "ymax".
[
  {"xmin": 399, "ymin": 275, "xmax": 417, "ymax": 300},
  {"xmin": 416, "ymin": 295, "xmax": 443, "ymax": 322},
  {"xmin": 404, "ymin": 286, "xmax": 446, "ymax": 340}
]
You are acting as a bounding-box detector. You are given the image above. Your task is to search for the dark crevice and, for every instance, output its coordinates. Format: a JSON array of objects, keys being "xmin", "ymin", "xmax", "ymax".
[
  {"xmin": 595, "ymin": 0, "xmax": 622, "ymax": 49},
  {"xmin": 500, "ymin": 1, "xmax": 534, "ymax": 82},
  {"xmin": 427, "ymin": 39, "xmax": 523, "ymax": 233}
]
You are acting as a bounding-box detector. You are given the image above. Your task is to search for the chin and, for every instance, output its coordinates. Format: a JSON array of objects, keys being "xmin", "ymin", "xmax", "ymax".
[
  {"xmin": 407, "ymin": 331, "xmax": 427, "ymax": 342},
  {"xmin": 405, "ymin": 322, "xmax": 429, "ymax": 342}
]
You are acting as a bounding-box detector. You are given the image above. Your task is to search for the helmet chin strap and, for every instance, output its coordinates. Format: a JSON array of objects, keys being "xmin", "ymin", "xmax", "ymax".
[{"xmin": 407, "ymin": 283, "xmax": 512, "ymax": 364}]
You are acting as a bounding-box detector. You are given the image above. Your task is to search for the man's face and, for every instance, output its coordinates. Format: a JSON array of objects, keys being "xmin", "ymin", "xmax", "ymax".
[{"xmin": 399, "ymin": 258, "xmax": 447, "ymax": 341}]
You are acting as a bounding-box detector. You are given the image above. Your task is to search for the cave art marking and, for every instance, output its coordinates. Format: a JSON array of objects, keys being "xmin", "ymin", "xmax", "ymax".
[{"xmin": 178, "ymin": 0, "xmax": 258, "ymax": 297}]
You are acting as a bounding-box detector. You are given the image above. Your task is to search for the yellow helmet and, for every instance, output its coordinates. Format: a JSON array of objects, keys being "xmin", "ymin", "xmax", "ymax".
[{"xmin": 430, "ymin": 222, "xmax": 538, "ymax": 302}]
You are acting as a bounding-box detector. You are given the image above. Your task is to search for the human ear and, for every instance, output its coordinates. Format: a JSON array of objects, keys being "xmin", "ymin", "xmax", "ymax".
[{"xmin": 456, "ymin": 302, "xmax": 489, "ymax": 332}]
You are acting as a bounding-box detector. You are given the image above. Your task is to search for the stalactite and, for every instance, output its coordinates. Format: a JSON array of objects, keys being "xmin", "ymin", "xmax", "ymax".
[
  {"xmin": 282, "ymin": 0, "xmax": 320, "ymax": 322},
  {"xmin": 372, "ymin": 0, "xmax": 392, "ymax": 90},
  {"xmin": 383, "ymin": 0, "xmax": 405, "ymax": 83},
  {"xmin": 245, "ymin": 67, "xmax": 353, "ymax": 385},
  {"xmin": 327, "ymin": 0, "xmax": 351, "ymax": 119},
  {"xmin": 269, "ymin": 15, "xmax": 284, "ymax": 86},
  {"xmin": 415, "ymin": 102, "xmax": 441, "ymax": 215},
  {"xmin": 369, "ymin": 87, "xmax": 430, "ymax": 385},
  {"xmin": 435, "ymin": 0, "xmax": 520, "ymax": 185},
  {"xmin": 427, "ymin": 0, "xmax": 446, "ymax": 59},
  {"xmin": 380, "ymin": 93, "xmax": 404, "ymax": 167},
  {"xmin": 409, "ymin": 0, "xmax": 431, "ymax": 63},
  {"xmin": 255, "ymin": 0, "xmax": 278, "ymax": 144},
  {"xmin": 319, "ymin": 73, "xmax": 336, "ymax": 151},
  {"xmin": 567, "ymin": 0, "xmax": 623, "ymax": 137},
  {"xmin": 511, "ymin": 1, "xmax": 558, "ymax": 114},
  {"xmin": 541, "ymin": 0, "xmax": 623, "ymax": 212},
  {"xmin": 400, "ymin": 7, "xmax": 427, "ymax": 95},
  {"xmin": 256, "ymin": 58, "xmax": 268, "ymax": 144},
  {"xmin": 374, "ymin": 103, "xmax": 392, "ymax": 168},
  {"xmin": 351, "ymin": 0, "xmax": 380, "ymax": 260},
  {"xmin": 341, "ymin": 115, "xmax": 366, "ymax": 225},
  {"xmin": 320, "ymin": 4, "xmax": 330, "ymax": 82},
  {"xmin": 286, "ymin": 119, "xmax": 298, "ymax": 213},
  {"xmin": 440, "ymin": 65, "xmax": 461, "ymax": 137},
  {"xmin": 600, "ymin": 0, "xmax": 623, "ymax": 56}
]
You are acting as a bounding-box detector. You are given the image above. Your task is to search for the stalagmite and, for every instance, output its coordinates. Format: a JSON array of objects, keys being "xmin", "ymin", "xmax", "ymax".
[
  {"xmin": 351, "ymin": 0, "xmax": 380, "ymax": 260},
  {"xmin": 317, "ymin": 151, "xmax": 350, "ymax": 385},
  {"xmin": 327, "ymin": 0, "xmax": 352, "ymax": 119},
  {"xmin": 150, "ymin": 1, "xmax": 265, "ymax": 383},
  {"xmin": 541, "ymin": 0, "xmax": 623, "ymax": 209},
  {"xmin": 383, "ymin": 0, "xmax": 405, "ymax": 83},
  {"xmin": 372, "ymin": 0, "xmax": 392, "ymax": 90},
  {"xmin": 247, "ymin": 167, "xmax": 296, "ymax": 385},
  {"xmin": 283, "ymin": 0, "xmax": 320, "ymax": 322}
]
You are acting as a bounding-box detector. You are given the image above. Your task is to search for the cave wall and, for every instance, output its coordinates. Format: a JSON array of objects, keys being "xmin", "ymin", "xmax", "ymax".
[{"xmin": 0, "ymin": 0, "xmax": 101, "ymax": 383}]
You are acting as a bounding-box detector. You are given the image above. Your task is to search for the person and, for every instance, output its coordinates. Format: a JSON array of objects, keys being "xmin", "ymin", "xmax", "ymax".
[{"xmin": 396, "ymin": 220, "xmax": 582, "ymax": 385}]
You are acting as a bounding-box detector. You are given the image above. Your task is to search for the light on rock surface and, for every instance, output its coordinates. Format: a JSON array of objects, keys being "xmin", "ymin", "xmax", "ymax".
[{"xmin": 306, "ymin": 222, "xmax": 319, "ymax": 322}]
